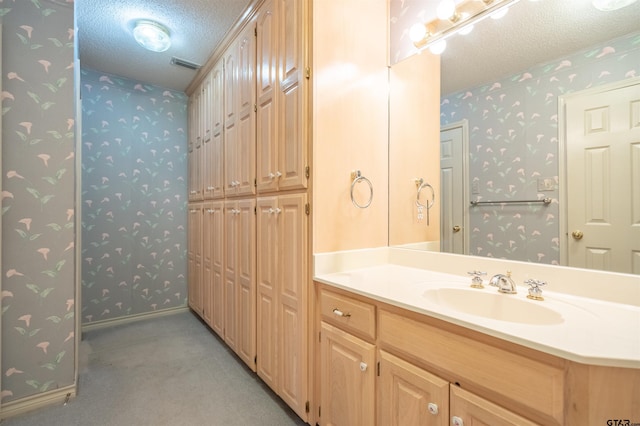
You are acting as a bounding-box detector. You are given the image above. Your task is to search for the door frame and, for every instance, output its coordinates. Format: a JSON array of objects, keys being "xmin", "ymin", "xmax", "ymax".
[
  {"xmin": 440, "ymin": 119, "xmax": 470, "ymax": 255},
  {"xmin": 558, "ymin": 76, "xmax": 640, "ymax": 266}
]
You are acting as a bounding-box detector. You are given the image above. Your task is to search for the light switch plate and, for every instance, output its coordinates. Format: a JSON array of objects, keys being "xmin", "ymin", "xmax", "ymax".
[{"xmin": 537, "ymin": 178, "xmax": 555, "ymax": 191}]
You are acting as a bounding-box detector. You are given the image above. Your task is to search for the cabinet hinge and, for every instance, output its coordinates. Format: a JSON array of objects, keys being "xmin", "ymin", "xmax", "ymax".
[
  {"xmin": 305, "ymin": 165, "xmax": 310, "ymax": 179},
  {"xmin": 319, "ymin": 331, "xmax": 321, "ymax": 342},
  {"xmin": 305, "ymin": 401, "xmax": 310, "ymax": 413},
  {"xmin": 305, "ymin": 203, "xmax": 310, "ymax": 216},
  {"xmin": 377, "ymin": 361, "xmax": 380, "ymax": 377},
  {"xmin": 305, "ymin": 67, "xmax": 310, "ymax": 80},
  {"xmin": 254, "ymin": 103, "xmax": 257, "ymax": 113},
  {"xmin": 254, "ymin": 178, "xmax": 257, "ymax": 188},
  {"xmin": 254, "ymin": 27, "xmax": 257, "ymax": 37},
  {"xmin": 254, "ymin": 206, "xmax": 257, "ymax": 215},
  {"xmin": 254, "ymin": 355, "xmax": 257, "ymax": 365},
  {"xmin": 319, "ymin": 406, "xmax": 321, "ymax": 417}
]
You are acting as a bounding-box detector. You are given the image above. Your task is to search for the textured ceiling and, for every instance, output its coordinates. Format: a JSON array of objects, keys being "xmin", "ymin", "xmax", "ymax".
[
  {"xmin": 441, "ymin": 0, "xmax": 640, "ymax": 95},
  {"xmin": 76, "ymin": 0, "xmax": 639, "ymax": 94},
  {"xmin": 77, "ymin": 0, "xmax": 253, "ymax": 92}
]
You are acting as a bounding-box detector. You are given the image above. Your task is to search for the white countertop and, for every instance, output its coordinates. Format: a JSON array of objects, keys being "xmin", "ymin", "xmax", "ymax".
[{"xmin": 315, "ymin": 263, "xmax": 640, "ymax": 369}]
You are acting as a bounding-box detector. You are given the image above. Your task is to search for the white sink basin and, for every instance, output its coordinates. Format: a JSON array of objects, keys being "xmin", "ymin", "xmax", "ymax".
[{"xmin": 423, "ymin": 288, "xmax": 564, "ymax": 325}]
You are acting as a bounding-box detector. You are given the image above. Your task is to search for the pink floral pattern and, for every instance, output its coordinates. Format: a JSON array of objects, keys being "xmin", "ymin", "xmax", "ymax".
[
  {"xmin": 2, "ymin": 0, "xmax": 76, "ymax": 403},
  {"xmin": 80, "ymin": 68, "xmax": 188, "ymax": 323}
]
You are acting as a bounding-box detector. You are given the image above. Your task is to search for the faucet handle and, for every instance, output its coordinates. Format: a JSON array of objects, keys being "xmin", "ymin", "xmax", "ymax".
[
  {"xmin": 467, "ymin": 271, "xmax": 486, "ymax": 289},
  {"xmin": 525, "ymin": 279, "xmax": 546, "ymax": 301}
]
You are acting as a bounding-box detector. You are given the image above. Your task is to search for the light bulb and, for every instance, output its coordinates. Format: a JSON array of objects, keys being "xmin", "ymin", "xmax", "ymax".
[
  {"xmin": 437, "ymin": 0, "xmax": 457, "ymax": 20},
  {"xmin": 429, "ymin": 40, "xmax": 447, "ymax": 55},
  {"xmin": 409, "ymin": 23, "xmax": 428, "ymax": 42}
]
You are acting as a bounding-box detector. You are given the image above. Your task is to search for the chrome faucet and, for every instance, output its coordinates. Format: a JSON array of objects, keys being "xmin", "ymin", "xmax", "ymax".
[{"xmin": 489, "ymin": 271, "xmax": 517, "ymax": 294}]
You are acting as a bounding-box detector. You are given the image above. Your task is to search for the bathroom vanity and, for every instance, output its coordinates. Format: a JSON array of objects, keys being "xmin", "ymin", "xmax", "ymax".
[{"xmin": 314, "ymin": 249, "xmax": 640, "ymax": 426}]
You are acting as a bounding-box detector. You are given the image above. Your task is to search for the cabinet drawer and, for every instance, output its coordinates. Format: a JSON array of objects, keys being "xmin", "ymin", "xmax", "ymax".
[
  {"xmin": 379, "ymin": 309, "xmax": 565, "ymax": 425},
  {"xmin": 320, "ymin": 288, "xmax": 376, "ymax": 341}
]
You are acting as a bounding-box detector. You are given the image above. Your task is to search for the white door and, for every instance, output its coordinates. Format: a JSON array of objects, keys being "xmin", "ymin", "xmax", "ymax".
[
  {"xmin": 564, "ymin": 77, "xmax": 640, "ymax": 274},
  {"xmin": 440, "ymin": 121, "xmax": 468, "ymax": 255}
]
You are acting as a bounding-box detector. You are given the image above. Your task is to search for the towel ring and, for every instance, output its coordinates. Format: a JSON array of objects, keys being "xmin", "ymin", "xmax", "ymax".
[
  {"xmin": 351, "ymin": 170, "xmax": 373, "ymax": 209},
  {"xmin": 416, "ymin": 181, "xmax": 435, "ymax": 209}
]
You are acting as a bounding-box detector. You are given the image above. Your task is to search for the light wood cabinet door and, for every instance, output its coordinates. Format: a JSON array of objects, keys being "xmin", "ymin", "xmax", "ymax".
[
  {"xmin": 202, "ymin": 203, "xmax": 214, "ymax": 326},
  {"xmin": 224, "ymin": 22, "xmax": 256, "ymax": 197},
  {"xmin": 188, "ymin": 205, "xmax": 203, "ymax": 315},
  {"xmin": 210, "ymin": 201, "xmax": 225, "ymax": 337},
  {"xmin": 236, "ymin": 22, "xmax": 256, "ymax": 197},
  {"xmin": 223, "ymin": 199, "xmax": 256, "ymax": 369},
  {"xmin": 378, "ymin": 350, "xmax": 449, "ymax": 426},
  {"xmin": 277, "ymin": 0, "xmax": 308, "ymax": 192},
  {"xmin": 223, "ymin": 41, "xmax": 238, "ymax": 196},
  {"xmin": 188, "ymin": 95, "xmax": 203, "ymax": 201},
  {"xmin": 320, "ymin": 321, "xmax": 375, "ymax": 426},
  {"xmin": 256, "ymin": 0, "xmax": 279, "ymax": 193},
  {"xmin": 201, "ymin": 72, "xmax": 212, "ymax": 144},
  {"xmin": 450, "ymin": 385, "xmax": 538, "ymax": 426},
  {"xmin": 223, "ymin": 200, "xmax": 239, "ymax": 352},
  {"xmin": 256, "ymin": 0, "xmax": 308, "ymax": 194},
  {"xmin": 256, "ymin": 193, "xmax": 309, "ymax": 420},
  {"xmin": 256, "ymin": 196, "xmax": 278, "ymax": 391},
  {"xmin": 200, "ymin": 68, "xmax": 224, "ymax": 200},
  {"xmin": 209, "ymin": 61, "xmax": 225, "ymax": 199},
  {"xmin": 277, "ymin": 192, "xmax": 308, "ymax": 419},
  {"xmin": 200, "ymin": 71, "xmax": 211, "ymax": 199},
  {"xmin": 236, "ymin": 198, "xmax": 256, "ymax": 370}
]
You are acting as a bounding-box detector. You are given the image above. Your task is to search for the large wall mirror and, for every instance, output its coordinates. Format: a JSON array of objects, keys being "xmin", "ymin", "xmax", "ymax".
[{"xmin": 389, "ymin": 0, "xmax": 640, "ymax": 275}]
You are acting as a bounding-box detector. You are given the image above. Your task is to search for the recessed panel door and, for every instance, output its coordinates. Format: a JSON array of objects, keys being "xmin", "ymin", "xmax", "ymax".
[{"xmin": 565, "ymin": 78, "xmax": 640, "ymax": 274}]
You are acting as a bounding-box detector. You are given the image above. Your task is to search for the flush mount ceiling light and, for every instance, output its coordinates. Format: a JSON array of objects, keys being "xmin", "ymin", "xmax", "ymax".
[{"xmin": 133, "ymin": 20, "xmax": 171, "ymax": 52}]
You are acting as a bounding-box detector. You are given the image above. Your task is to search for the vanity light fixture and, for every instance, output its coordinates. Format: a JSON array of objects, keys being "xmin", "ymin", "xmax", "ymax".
[
  {"xmin": 133, "ymin": 20, "xmax": 171, "ymax": 52},
  {"xmin": 437, "ymin": 0, "xmax": 461, "ymax": 22},
  {"xmin": 592, "ymin": 0, "xmax": 638, "ymax": 11},
  {"xmin": 410, "ymin": 0, "xmax": 522, "ymax": 54}
]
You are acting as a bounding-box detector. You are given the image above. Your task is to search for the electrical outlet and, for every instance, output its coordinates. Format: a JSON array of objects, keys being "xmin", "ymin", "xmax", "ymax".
[{"xmin": 537, "ymin": 178, "xmax": 555, "ymax": 191}]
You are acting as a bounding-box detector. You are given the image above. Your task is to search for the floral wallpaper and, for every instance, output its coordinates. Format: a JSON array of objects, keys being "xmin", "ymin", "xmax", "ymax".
[
  {"xmin": 441, "ymin": 32, "xmax": 640, "ymax": 264},
  {"xmin": 80, "ymin": 68, "xmax": 188, "ymax": 324},
  {"xmin": 1, "ymin": 1, "xmax": 76, "ymax": 403}
]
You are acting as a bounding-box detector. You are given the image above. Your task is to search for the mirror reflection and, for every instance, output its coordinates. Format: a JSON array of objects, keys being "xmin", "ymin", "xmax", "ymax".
[{"xmin": 389, "ymin": 0, "xmax": 640, "ymax": 275}]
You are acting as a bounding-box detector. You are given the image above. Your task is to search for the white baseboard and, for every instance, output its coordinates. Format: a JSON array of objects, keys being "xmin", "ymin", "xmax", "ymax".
[
  {"xmin": 0, "ymin": 385, "xmax": 76, "ymax": 420},
  {"xmin": 81, "ymin": 305, "xmax": 189, "ymax": 333}
]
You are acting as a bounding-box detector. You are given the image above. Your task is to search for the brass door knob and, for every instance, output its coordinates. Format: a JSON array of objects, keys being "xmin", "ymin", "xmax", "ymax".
[
  {"xmin": 453, "ymin": 225, "xmax": 461, "ymax": 233},
  {"xmin": 571, "ymin": 230, "xmax": 584, "ymax": 240}
]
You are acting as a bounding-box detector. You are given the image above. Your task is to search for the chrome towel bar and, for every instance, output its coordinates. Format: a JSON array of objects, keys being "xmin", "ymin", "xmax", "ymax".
[{"xmin": 470, "ymin": 198, "xmax": 552, "ymax": 206}]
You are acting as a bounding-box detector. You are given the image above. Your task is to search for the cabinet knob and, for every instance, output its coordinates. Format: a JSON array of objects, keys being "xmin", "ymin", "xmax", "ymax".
[
  {"xmin": 452, "ymin": 416, "xmax": 464, "ymax": 426},
  {"xmin": 359, "ymin": 362, "xmax": 367, "ymax": 372},
  {"xmin": 427, "ymin": 402, "xmax": 438, "ymax": 415}
]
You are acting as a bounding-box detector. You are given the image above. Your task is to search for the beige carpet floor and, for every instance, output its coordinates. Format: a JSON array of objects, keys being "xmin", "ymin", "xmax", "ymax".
[{"xmin": 2, "ymin": 311, "xmax": 306, "ymax": 426}]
